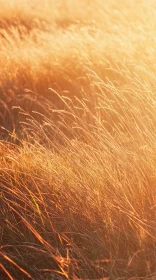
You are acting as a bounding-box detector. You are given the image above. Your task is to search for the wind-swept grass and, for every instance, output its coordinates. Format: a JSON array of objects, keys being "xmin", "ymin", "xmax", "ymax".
[{"xmin": 0, "ymin": 0, "xmax": 156, "ymax": 279}]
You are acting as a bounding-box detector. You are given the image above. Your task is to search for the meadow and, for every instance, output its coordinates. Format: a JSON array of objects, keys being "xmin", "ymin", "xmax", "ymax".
[{"xmin": 0, "ymin": 0, "xmax": 156, "ymax": 279}]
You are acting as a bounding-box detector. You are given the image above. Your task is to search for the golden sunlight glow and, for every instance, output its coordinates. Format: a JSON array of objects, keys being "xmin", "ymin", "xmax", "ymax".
[{"xmin": 0, "ymin": 1, "xmax": 156, "ymax": 279}]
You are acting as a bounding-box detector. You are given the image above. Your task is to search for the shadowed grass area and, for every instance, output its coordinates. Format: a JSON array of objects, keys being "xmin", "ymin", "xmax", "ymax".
[{"xmin": 0, "ymin": 0, "xmax": 156, "ymax": 279}]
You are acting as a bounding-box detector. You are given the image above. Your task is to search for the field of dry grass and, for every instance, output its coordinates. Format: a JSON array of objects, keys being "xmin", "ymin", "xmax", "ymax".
[{"xmin": 0, "ymin": 0, "xmax": 156, "ymax": 279}]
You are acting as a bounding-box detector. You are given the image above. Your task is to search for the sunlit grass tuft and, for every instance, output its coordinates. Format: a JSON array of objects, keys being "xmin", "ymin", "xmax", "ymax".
[{"xmin": 1, "ymin": 0, "xmax": 156, "ymax": 279}]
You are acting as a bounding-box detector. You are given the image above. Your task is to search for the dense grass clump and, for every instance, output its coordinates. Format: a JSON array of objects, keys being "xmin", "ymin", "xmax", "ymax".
[{"xmin": 0, "ymin": 0, "xmax": 156, "ymax": 279}]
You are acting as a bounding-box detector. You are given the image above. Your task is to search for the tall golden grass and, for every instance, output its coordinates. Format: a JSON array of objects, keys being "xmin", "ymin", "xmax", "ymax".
[{"xmin": 0, "ymin": 0, "xmax": 156, "ymax": 279}]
